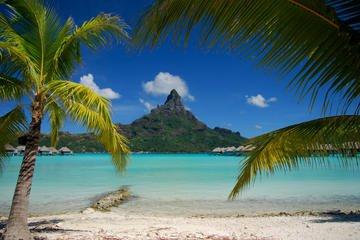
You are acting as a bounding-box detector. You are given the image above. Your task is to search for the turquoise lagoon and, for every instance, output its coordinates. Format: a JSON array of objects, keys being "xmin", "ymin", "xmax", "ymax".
[{"xmin": 0, "ymin": 153, "xmax": 360, "ymax": 216}]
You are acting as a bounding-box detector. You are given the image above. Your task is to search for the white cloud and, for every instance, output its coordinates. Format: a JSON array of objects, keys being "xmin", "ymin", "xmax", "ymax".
[
  {"xmin": 139, "ymin": 98, "xmax": 155, "ymax": 112},
  {"xmin": 268, "ymin": 97, "xmax": 277, "ymax": 103},
  {"xmin": 80, "ymin": 74, "xmax": 120, "ymax": 100},
  {"xmin": 246, "ymin": 94, "xmax": 277, "ymax": 108},
  {"xmin": 143, "ymin": 72, "xmax": 194, "ymax": 101},
  {"xmin": 255, "ymin": 124, "xmax": 263, "ymax": 129}
]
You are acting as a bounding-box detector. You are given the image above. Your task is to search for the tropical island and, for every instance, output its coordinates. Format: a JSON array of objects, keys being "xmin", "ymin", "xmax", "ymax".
[{"xmin": 7, "ymin": 89, "xmax": 247, "ymax": 153}]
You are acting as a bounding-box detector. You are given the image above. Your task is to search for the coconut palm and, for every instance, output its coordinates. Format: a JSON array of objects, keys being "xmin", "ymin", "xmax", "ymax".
[
  {"xmin": 134, "ymin": 0, "xmax": 360, "ymax": 197},
  {"xmin": 0, "ymin": 0, "xmax": 129, "ymax": 239}
]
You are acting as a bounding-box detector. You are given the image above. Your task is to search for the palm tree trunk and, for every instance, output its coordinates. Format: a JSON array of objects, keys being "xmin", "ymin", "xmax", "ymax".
[{"xmin": 3, "ymin": 96, "xmax": 43, "ymax": 240}]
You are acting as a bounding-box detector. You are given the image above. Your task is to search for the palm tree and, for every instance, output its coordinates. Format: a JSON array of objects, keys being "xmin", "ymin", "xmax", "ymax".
[
  {"xmin": 0, "ymin": 0, "xmax": 129, "ymax": 239},
  {"xmin": 134, "ymin": 0, "xmax": 360, "ymax": 197}
]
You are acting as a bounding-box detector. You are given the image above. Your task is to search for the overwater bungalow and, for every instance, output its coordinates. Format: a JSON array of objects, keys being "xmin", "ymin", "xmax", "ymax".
[
  {"xmin": 4, "ymin": 144, "xmax": 16, "ymax": 155},
  {"xmin": 226, "ymin": 146, "xmax": 237, "ymax": 152},
  {"xmin": 236, "ymin": 146, "xmax": 245, "ymax": 152},
  {"xmin": 212, "ymin": 144, "xmax": 256, "ymax": 155},
  {"xmin": 48, "ymin": 147, "xmax": 59, "ymax": 155},
  {"xmin": 59, "ymin": 147, "xmax": 73, "ymax": 155},
  {"xmin": 308, "ymin": 142, "xmax": 360, "ymax": 156},
  {"xmin": 242, "ymin": 145, "xmax": 256, "ymax": 152},
  {"xmin": 15, "ymin": 145, "xmax": 26, "ymax": 155},
  {"xmin": 342, "ymin": 142, "xmax": 360, "ymax": 151},
  {"xmin": 38, "ymin": 146, "xmax": 51, "ymax": 155},
  {"xmin": 341, "ymin": 142, "xmax": 360, "ymax": 156},
  {"xmin": 212, "ymin": 147, "xmax": 224, "ymax": 153}
]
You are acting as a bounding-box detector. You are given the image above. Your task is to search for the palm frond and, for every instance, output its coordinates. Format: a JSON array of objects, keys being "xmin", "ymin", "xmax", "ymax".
[
  {"xmin": 0, "ymin": 106, "xmax": 27, "ymax": 172},
  {"xmin": 49, "ymin": 17, "xmax": 79, "ymax": 80},
  {"xmin": 0, "ymin": 42, "xmax": 37, "ymax": 80},
  {"xmin": 327, "ymin": 0, "xmax": 360, "ymax": 31},
  {"xmin": 47, "ymin": 80, "xmax": 112, "ymax": 122},
  {"xmin": 134, "ymin": 0, "xmax": 360, "ymax": 113},
  {"xmin": 0, "ymin": 74, "xmax": 24, "ymax": 100},
  {"xmin": 44, "ymin": 100, "xmax": 65, "ymax": 147},
  {"xmin": 97, "ymin": 124, "xmax": 130, "ymax": 172},
  {"xmin": 229, "ymin": 115, "xmax": 360, "ymax": 199},
  {"xmin": 70, "ymin": 13, "xmax": 130, "ymax": 49},
  {"xmin": 65, "ymin": 102, "xmax": 129, "ymax": 171},
  {"xmin": 52, "ymin": 13, "xmax": 130, "ymax": 80},
  {"xmin": 47, "ymin": 80, "xmax": 129, "ymax": 170}
]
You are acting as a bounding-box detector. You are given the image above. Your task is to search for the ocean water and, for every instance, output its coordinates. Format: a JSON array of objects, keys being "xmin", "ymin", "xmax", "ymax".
[{"xmin": 0, "ymin": 153, "xmax": 359, "ymax": 216}]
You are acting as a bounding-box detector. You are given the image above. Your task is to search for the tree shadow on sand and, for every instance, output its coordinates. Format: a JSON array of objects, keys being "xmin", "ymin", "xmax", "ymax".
[
  {"xmin": 311, "ymin": 211, "xmax": 360, "ymax": 223},
  {"xmin": 1, "ymin": 218, "xmax": 90, "ymax": 236}
]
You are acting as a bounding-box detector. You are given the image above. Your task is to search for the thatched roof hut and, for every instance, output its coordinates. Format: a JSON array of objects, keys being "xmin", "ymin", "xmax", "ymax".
[
  {"xmin": 342, "ymin": 142, "xmax": 360, "ymax": 150},
  {"xmin": 242, "ymin": 145, "xmax": 256, "ymax": 152},
  {"xmin": 236, "ymin": 146, "xmax": 245, "ymax": 152},
  {"xmin": 59, "ymin": 147, "xmax": 73, "ymax": 154},
  {"xmin": 39, "ymin": 146, "xmax": 51, "ymax": 155},
  {"xmin": 4, "ymin": 144, "xmax": 16, "ymax": 153},
  {"xmin": 48, "ymin": 147, "xmax": 59, "ymax": 154},
  {"xmin": 308, "ymin": 142, "xmax": 360, "ymax": 153},
  {"xmin": 226, "ymin": 146, "xmax": 237, "ymax": 152},
  {"xmin": 16, "ymin": 145, "xmax": 26, "ymax": 153},
  {"xmin": 212, "ymin": 147, "xmax": 223, "ymax": 153}
]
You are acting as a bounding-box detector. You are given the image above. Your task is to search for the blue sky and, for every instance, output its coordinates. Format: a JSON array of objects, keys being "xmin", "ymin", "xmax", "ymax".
[{"xmin": 1, "ymin": 0, "xmax": 327, "ymax": 138}]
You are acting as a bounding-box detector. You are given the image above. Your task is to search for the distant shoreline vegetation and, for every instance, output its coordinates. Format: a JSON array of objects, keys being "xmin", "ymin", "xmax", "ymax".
[
  {"xmin": 9, "ymin": 131, "xmax": 245, "ymax": 154},
  {"xmin": 7, "ymin": 134, "xmax": 360, "ymax": 155},
  {"xmin": 7, "ymin": 90, "xmax": 248, "ymax": 154}
]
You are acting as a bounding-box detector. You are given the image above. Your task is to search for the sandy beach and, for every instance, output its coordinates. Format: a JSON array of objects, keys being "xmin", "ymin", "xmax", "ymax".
[{"xmin": 1, "ymin": 210, "xmax": 360, "ymax": 240}]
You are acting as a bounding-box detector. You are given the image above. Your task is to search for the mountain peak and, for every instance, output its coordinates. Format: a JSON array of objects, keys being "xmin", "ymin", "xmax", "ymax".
[
  {"xmin": 118, "ymin": 88, "xmax": 246, "ymax": 152},
  {"xmin": 163, "ymin": 89, "xmax": 184, "ymax": 111},
  {"xmin": 165, "ymin": 89, "xmax": 181, "ymax": 104}
]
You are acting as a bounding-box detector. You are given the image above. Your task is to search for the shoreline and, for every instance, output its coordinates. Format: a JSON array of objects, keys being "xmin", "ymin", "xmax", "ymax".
[
  {"xmin": 1, "ymin": 187, "xmax": 360, "ymax": 218},
  {"xmin": 1, "ymin": 209, "xmax": 360, "ymax": 240},
  {"xmin": 1, "ymin": 208, "xmax": 359, "ymax": 219},
  {"xmin": 2, "ymin": 199, "xmax": 360, "ymax": 219}
]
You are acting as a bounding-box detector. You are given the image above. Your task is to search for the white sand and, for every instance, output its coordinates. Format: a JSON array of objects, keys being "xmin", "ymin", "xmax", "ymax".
[{"xmin": 3, "ymin": 209, "xmax": 359, "ymax": 240}]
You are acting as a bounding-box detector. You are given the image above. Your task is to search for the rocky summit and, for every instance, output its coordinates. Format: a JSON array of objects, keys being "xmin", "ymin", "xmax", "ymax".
[
  {"xmin": 119, "ymin": 89, "xmax": 246, "ymax": 152},
  {"xmin": 163, "ymin": 89, "xmax": 185, "ymax": 112}
]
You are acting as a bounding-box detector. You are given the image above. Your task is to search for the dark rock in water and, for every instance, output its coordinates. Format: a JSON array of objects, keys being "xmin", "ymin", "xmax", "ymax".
[{"xmin": 90, "ymin": 187, "xmax": 131, "ymax": 211}]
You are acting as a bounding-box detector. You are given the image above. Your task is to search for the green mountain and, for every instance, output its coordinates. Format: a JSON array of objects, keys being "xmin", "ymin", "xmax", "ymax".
[
  {"xmin": 118, "ymin": 89, "xmax": 246, "ymax": 152},
  {"xmin": 13, "ymin": 90, "xmax": 246, "ymax": 152}
]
